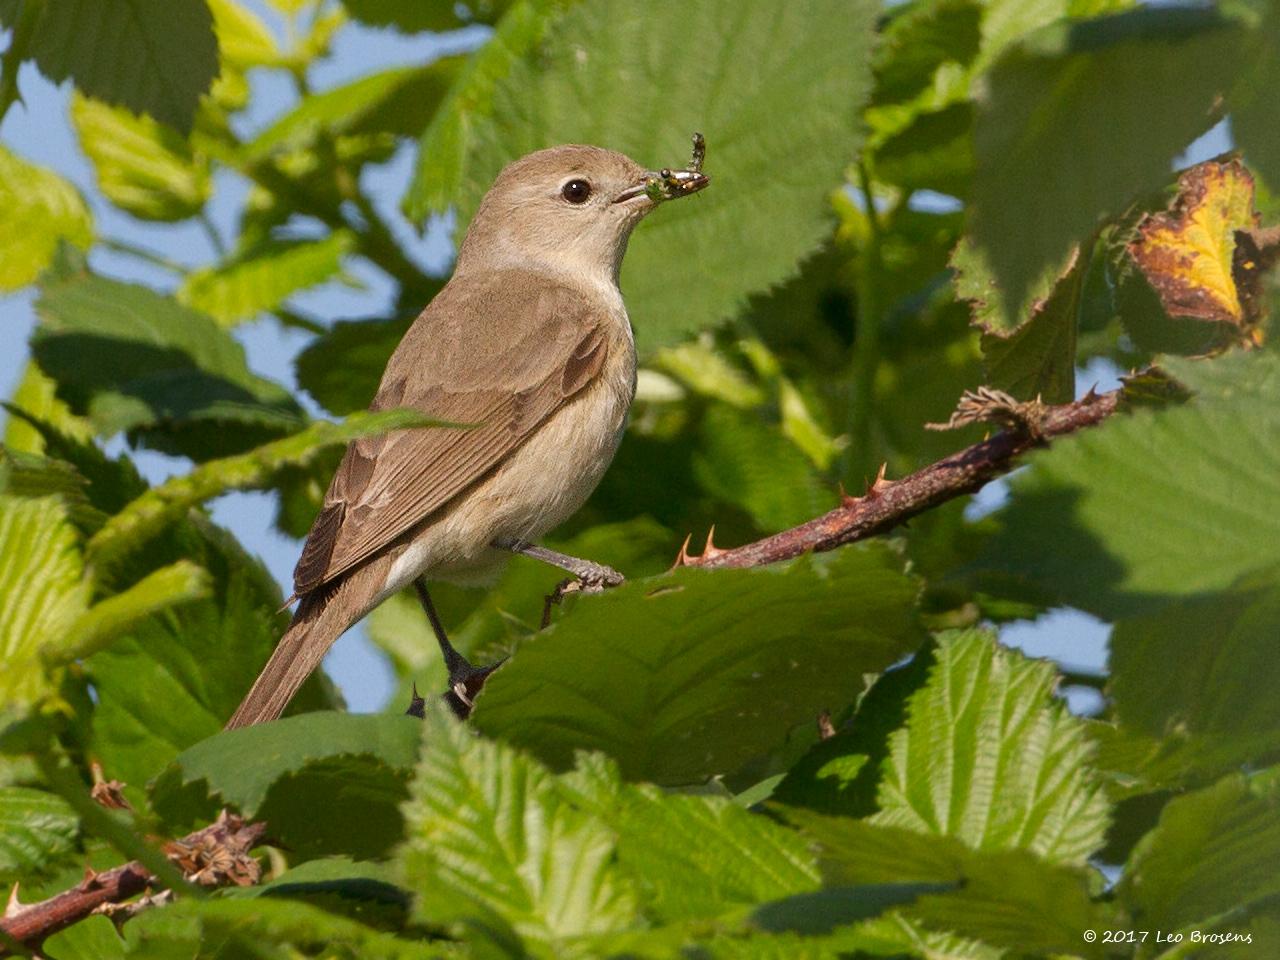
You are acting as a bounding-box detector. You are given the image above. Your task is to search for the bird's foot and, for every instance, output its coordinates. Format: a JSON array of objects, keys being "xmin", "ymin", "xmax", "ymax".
[{"xmin": 540, "ymin": 564, "xmax": 625, "ymax": 629}]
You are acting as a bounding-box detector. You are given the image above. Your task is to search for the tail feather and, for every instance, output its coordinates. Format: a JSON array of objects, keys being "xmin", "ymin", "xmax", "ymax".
[{"xmin": 226, "ymin": 553, "xmax": 393, "ymax": 729}]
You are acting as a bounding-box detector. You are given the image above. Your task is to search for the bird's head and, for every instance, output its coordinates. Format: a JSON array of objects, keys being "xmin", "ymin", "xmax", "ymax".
[{"xmin": 456, "ymin": 143, "xmax": 709, "ymax": 286}]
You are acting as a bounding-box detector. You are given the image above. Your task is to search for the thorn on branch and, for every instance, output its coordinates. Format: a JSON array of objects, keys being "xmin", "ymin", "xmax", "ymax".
[{"xmin": 670, "ymin": 526, "xmax": 727, "ymax": 569}]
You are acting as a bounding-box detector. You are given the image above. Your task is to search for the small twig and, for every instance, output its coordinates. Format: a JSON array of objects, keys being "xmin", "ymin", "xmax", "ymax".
[
  {"xmin": 0, "ymin": 812, "xmax": 265, "ymax": 951},
  {"xmin": 676, "ymin": 385, "xmax": 1121, "ymax": 570}
]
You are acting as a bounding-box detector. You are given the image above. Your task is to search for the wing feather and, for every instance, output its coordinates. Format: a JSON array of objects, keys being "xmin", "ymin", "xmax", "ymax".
[{"xmin": 293, "ymin": 273, "xmax": 611, "ymax": 595}]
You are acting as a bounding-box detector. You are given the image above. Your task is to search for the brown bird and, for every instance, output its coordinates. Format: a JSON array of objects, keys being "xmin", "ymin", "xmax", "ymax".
[{"xmin": 227, "ymin": 144, "xmax": 709, "ymax": 729}]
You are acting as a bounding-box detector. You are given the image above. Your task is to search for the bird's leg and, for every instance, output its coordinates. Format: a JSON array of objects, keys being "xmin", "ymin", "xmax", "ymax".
[
  {"xmin": 490, "ymin": 537, "xmax": 626, "ymax": 628},
  {"xmin": 492, "ymin": 537, "xmax": 625, "ymax": 588},
  {"xmin": 411, "ymin": 579, "xmax": 501, "ymax": 718}
]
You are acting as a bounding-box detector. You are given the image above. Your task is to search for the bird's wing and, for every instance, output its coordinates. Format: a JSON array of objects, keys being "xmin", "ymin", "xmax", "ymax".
[{"xmin": 292, "ymin": 272, "xmax": 612, "ymax": 594}]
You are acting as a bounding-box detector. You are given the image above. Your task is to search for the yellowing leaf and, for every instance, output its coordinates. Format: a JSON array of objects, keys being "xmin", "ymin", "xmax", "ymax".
[
  {"xmin": 208, "ymin": 0, "xmax": 282, "ymax": 69},
  {"xmin": 0, "ymin": 147, "xmax": 93, "ymax": 292},
  {"xmin": 1128, "ymin": 159, "xmax": 1260, "ymax": 329}
]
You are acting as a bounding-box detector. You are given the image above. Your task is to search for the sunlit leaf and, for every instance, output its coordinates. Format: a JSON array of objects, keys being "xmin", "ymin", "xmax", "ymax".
[
  {"xmin": 0, "ymin": 495, "xmax": 90, "ymax": 710},
  {"xmin": 0, "ymin": 786, "xmax": 78, "ymax": 880},
  {"xmin": 242, "ymin": 63, "xmax": 459, "ymax": 161},
  {"xmin": 399, "ymin": 707, "xmax": 640, "ymax": 956},
  {"xmin": 872, "ymin": 630, "xmax": 1110, "ymax": 865},
  {"xmin": 71, "ymin": 93, "xmax": 212, "ymax": 222},
  {"xmin": 0, "ymin": 146, "xmax": 92, "ymax": 292},
  {"xmin": 178, "ymin": 231, "xmax": 356, "ymax": 327}
]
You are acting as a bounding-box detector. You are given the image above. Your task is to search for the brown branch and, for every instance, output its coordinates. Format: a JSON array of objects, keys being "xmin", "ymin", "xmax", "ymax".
[
  {"xmin": 1, "ymin": 812, "xmax": 266, "ymax": 953},
  {"xmin": 674, "ymin": 386, "xmax": 1122, "ymax": 570}
]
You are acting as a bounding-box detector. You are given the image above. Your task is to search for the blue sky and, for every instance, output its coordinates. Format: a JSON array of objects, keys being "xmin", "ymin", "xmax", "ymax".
[{"xmin": 1, "ymin": 4, "xmax": 1232, "ymax": 716}]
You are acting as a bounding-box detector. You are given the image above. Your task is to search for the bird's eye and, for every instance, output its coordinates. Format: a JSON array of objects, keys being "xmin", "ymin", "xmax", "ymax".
[{"xmin": 561, "ymin": 179, "xmax": 592, "ymax": 204}]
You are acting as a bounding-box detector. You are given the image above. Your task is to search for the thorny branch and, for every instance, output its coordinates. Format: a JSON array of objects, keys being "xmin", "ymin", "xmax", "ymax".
[
  {"xmin": 0, "ymin": 811, "xmax": 265, "ymax": 954},
  {"xmin": 672, "ymin": 385, "xmax": 1121, "ymax": 570}
]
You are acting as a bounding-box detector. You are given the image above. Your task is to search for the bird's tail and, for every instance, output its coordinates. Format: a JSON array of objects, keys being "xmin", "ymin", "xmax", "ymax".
[{"xmin": 225, "ymin": 553, "xmax": 392, "ymax": 729}]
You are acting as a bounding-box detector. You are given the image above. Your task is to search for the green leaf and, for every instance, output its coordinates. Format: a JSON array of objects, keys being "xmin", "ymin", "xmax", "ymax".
[
  {"xmin": 785, "ymin": 810, "xmax": 1112, "ymax": 958},
  {"xmin": 85, "ymin": 409, "xmax": 439, "ymax": 576},
  {"xmin": 207, "ymin": 0, "xmax": 281, "ymax": 71},
  {"xmin": 693, "ymin": 405, "xmax": 835, "ymax": 532},
  {"xmin": 1120, "ymin": 767, "xmax": 1280, "ymax": 936},
  {"xmin": 472, "ymin": 546, "xmax": 923, "ymax": 785},
  {"xmin": 242, "ymin": 63, "xmax": 459, "ymax": 161},
  {"xmin": 405, "ymin": 0, "xmax": 879, "ymax": 352},
  {"xmin": 1109, "ymin": 574, "xmax": 1280, "ymax": 784},
  {"xmin": 968, "ymin": 6, "xmax": 1245, "ymax": 323},
  {"xmin": 610, "ymin": 783, "xmax": 822, "ymax": 922},
  {"xmin": 400, "ymin": 707, "xmax": 638, "ymax": 956},
  {"xmin": 122, "ymin": 896, "xmax": 444, "ymax": 960},
  {"xmin": 87, "ymin": 557, "xmax": 335, "ymax": 788},
  {"xmin": 402, "ymin": 0, "xmax": 573, "ymax": 220},
  {"xmin": 953, "ymin": 238, "xmax": 1082, "ymax": 403},
  {"xmin": 177, "ymin": 231, "xmax": 356, "ymax": 327},
  {"xmin": 151, "ymin": 713, "xmax": 422, "ymax": 859},
  {"xmin": 751, "ymin": 884, "xmax": 953, "ymax": 937},
  {"xmin": 3, "ymin": 363, "xmax": 96, "ymax": 457},
  {"xmin": 41, "ymin": 916, "xmax": 125, "ymax": 960},
  {"xmin": 56, "ymin": 561, "xmax": 212, "ymax": 663},
  {"xmin": 31, "ymin": 258, "xmax": 306, "ymax": 460},
  {"xmin": 871, "ymin": 0, "xmax": 982, "ymax": 107},
  {"xmin": 71, "ymin": 93, "xmax": 211, "ymax": 222},
  {"xmin": 871, "ymin": 630, "xmax": 1110, "ymax": 865},
  {"xmin": 0, "ymin": 786, "xmax": 78, "ymax": 880},
  {"xmin": 773, "ymin": 644, "xmax": 937, "ymax": 817},
  {"xmin": 874, "ymin": 103, "xmax": 975, "ymax": 199},
  {"xmin": 0, "ymin": 146, "xmax": 93, "ymax": 292},
  {"xmin": 1232, "ymin": 4, "xmax": 1280, "ymax": 192},
  {"xmin": 295, "ymin": 315, "xmax": 416, "ymax": 415},
  {"xmin": 979, "ymin": 357, "xmax": 1280, "ymax": 618},
  {"xmin": 0, "ymin": 495, "xmax": 90, "ymax": 710},
  {"xmin": 5, "ymin": 0, "xmax": 218, "ymax": 134}
]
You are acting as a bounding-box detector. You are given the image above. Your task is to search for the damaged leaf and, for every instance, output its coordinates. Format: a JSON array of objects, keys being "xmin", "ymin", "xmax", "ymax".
[{"xmin": 1127, "ymin": 159, "xmax": 1264, "ymax": 338}]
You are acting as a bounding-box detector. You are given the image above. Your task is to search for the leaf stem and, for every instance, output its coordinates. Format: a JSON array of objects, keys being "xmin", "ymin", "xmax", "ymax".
[
  {"xmin": 199, "ymin": 209, "xmax": 227, "ymax": 259},
  {"xmin": 98, "ymin": 236, "xmax": 188, "ymax": 275},
  {"xmin": 846, "ymin": 162, "xmax": 885, "ymax": 481}
]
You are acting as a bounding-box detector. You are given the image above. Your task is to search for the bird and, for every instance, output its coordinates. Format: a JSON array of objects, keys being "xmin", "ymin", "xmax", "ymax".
[{"xmin": 226, "ymin": 143, "xmax": 709, "ymax": 729}]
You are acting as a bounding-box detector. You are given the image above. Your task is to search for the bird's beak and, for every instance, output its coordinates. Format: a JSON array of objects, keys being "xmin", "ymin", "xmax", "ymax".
[{"xmin": 614, "ymin": 168, "xmax": 710, "ymax": 205}]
